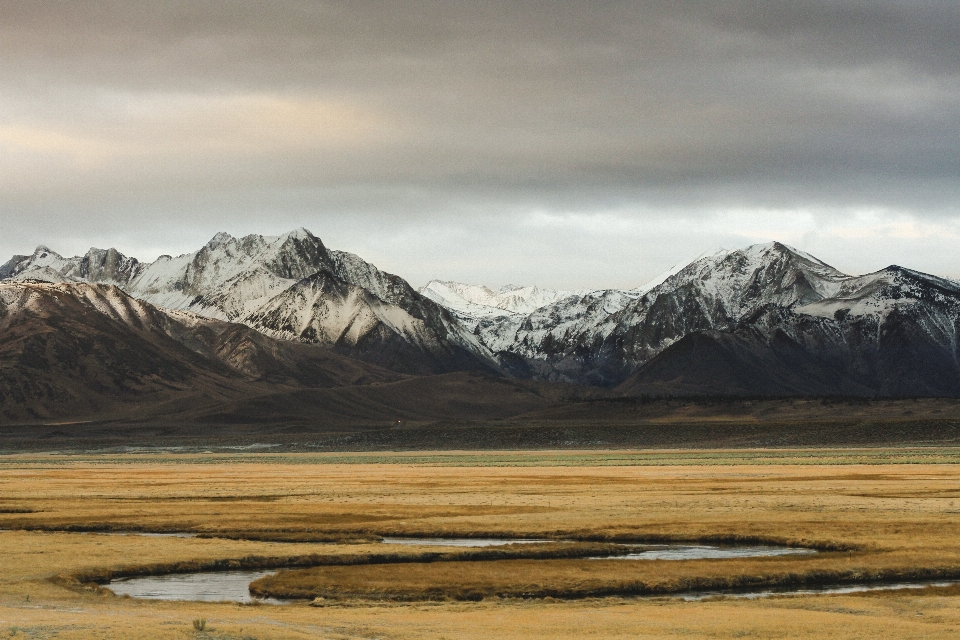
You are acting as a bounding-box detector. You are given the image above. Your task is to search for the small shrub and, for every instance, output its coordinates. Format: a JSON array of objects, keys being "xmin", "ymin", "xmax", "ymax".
[{"xmin": 192, "ymin": 618, "xmax": 206, "ymax": 631}]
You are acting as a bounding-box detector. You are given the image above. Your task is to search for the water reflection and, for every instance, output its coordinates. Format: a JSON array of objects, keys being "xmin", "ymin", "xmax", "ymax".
[
  {"xmin": 108, "ymin": 570, "xmax": 285, "ymax": 603},
  {"xmin": 682, "ymin": 580, "xmax": 960, "ymax": 600},
  {"xmin": 598, "ymin": 545, "xmax": 816, "ymax": 561}
]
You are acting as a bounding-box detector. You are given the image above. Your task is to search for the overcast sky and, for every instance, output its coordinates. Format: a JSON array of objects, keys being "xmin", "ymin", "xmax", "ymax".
[{"xmin": 2, "ymin": 1, "xmax": 959, "ymax": 289}]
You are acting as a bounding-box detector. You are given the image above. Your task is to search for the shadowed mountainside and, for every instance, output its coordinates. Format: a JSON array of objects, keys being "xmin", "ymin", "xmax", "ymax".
[
  {"xmin": 617, "ymin": 268, "xmax": 960, "ymax": 397},
  {"xmin": 0, "ymin": 280, "xmax": 576, "ymax": 427}
]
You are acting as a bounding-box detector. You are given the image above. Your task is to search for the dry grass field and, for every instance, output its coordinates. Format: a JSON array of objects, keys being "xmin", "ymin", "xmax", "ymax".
[{"xmin": 3, "ymin": 450, "xmax": 960, "ymax": 638}]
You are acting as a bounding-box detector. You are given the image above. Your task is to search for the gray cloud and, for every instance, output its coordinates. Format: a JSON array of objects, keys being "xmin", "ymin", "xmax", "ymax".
[{"xmin": 1, "ymin": 1, "xmax": 959, "ymax": 287}]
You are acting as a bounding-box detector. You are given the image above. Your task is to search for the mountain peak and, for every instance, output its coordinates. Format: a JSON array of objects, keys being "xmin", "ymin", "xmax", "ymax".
[
  {"xmin": 722, "ymin": 241, "xmax": 797, "ymax": 261},
  {"xmin": 206, "ymin": 232, "xmax": 234, "ymax": 249},
  {"xmin": 84, "ymin": 246, "xmax": 123, "ymax": 260},
  {"xmin": 737, "ymin": 241, "xmax": 836, "ymax": 268},
  {"xmin": 281, "ymin": 227, "xmax": 315, "ymax": 241}
]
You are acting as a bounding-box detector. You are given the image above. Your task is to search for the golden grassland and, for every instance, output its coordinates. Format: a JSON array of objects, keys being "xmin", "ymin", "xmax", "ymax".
[{"xmin": 4, "ymin": 450, "xmax": 960, "ymax": 637}]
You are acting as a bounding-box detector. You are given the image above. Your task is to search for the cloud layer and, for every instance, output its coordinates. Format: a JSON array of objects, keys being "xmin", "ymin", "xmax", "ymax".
[{"xmin": 2, "ymin": 1, "xmax": 959, "ymax": 287}]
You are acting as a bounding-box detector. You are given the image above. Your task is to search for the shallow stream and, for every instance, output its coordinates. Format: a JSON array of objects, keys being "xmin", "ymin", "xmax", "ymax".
[
  {"xmin": 682, "ymin": 580, "xmax": 960, "ymax": 601},
  {"xmin": 105, "ymin": 541, "xmax": 817, "ymax": 603},
  {"xmin": 106, "ymin": 569, "xmax": 958, "ymax": 604},
  {"xmin": 596, "ymin": 544, "xmax": 816, "ymax": 561},
  {"xmin": 108, "ymin": 570, "xmax": 286, "ymax": 604},
  {"xmin": 103, "ymin": 538, "xmax": 949, "ymax": 604},
  {"xmin": 380, "ymin": 537, "xmax": 551, "ymax": 547}
]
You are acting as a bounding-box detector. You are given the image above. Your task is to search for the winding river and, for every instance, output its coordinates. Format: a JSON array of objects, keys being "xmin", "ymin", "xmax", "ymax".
[
  {"xmin": 106, "ymin": 539, "xmax": 817, "ymax": 603},
  {"xmin": 103, "ymin": 537, "xmax": 953, "ymax": 604}
]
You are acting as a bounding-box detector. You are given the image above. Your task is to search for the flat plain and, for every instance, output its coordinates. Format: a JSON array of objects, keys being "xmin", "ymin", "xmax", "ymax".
[{"xmin": 4, "ymin": 450, "xmax": 960, "ymax": 638}]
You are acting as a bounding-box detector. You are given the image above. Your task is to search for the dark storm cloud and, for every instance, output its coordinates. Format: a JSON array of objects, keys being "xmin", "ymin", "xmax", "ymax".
[{"xmin": 1, "ymin": 1, "xmax": 959, "ymax": 286}]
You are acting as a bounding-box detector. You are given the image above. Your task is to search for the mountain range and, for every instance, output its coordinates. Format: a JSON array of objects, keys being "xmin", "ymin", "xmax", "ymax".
[
  {"xmin": 0, "ymin": 229, "xmax": 490, "ymax": 377},
  {"xmin": 3, "ymin": 229, "xmax": 960, "ymax": 425}
]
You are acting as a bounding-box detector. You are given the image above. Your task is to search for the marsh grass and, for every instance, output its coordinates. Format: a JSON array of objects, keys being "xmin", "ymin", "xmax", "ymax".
[
  {"xmin": 195, "ymin": 531, "xmax": 379, "ymax": 544},
  {"xmin": 249, "ymin": 555, "xmax": 960, "ymax": 601}
]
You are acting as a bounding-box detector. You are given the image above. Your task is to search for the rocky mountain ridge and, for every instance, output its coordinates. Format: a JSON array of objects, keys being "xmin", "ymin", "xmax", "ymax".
[
  {"xmin": 5, "ymin": 235, "xmax": 960, "ymax": 396},
  {"xmin": 468, "ymin": 242, "xmax": 960, "ymax": 392},
  {"xmin": 0, "ymin": 229, "xmax": 493, "ymax": 376}
]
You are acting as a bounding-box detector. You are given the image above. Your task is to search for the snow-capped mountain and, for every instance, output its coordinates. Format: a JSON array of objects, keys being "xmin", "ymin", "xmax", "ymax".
[
  {"xmin": 0, "ymin": 229, "xmax": 329, "ymax": 318},
  {"xmin": 455, "ymin": 241, "xmax": 960, "ymax": 391},
  {"xmin": 0, "ymin": 229, "xmax": 495, "ymax": 375},
  {"xmin": 419, "ymin": 281, "xmax": 581, "ymax": 319},
  {"xmin": 6, "ymin": 234, "xmax": 960, "ymax": 396},
  {"xmin": 620, "ymin": 264, "xmax": 960, "ymax": 396}
]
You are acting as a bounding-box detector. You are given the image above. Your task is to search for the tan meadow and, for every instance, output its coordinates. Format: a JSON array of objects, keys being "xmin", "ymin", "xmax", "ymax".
[{"xmin": 3, "ymin": 449, "xmax": 960, "ymax": 638}]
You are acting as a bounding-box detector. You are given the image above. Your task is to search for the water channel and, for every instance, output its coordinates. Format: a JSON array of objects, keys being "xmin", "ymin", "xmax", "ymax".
[
  {"xmin": 108, "ymin": 570, "xmax": 286, "ymax": 604},
  {"xmin": 106, "ymin": 569, "xmax": 957, "ymax": 604},
  {"xmin": 100, "ymin": 538, "xmax": 953, "ymax": 604},
  {"xmin": 597, "ymin": 544, "xmax": 816, "ymax": 561},
  {"xmin": 105, "ymin": 540, "xmax": 816, "ymax": 603},
  {"xmin": 88, "ymin": 532, "xmax": 198, "ymax": 538},
  {"xmin": 681, "ymin": 580, "xmax": 960, "ymax": 601},
  {"xmin": 381, "ymin": 537, "xmax": 551, "ymax": 547}
]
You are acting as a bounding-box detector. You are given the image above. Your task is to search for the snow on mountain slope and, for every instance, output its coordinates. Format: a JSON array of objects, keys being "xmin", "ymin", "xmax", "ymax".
[
  {"xmin": 0, "ymin": 229, "xmax": 497, "ymax": 375},
  {"xmin": 0, "ymin": 246, "xmax": 74, "ymax": 279},
  {"xmin": 620, "ymin": 266, "xmax": 960, "ymax": 397},
  {"xmin": 420, "ymin": 281, "xmax": 515, "ymax": 319},
  {"xmin": 6, "ymin": 265, "xmax": 77, "ymax": 284},
  {"xmin": 244, "ymin": 270, "xmax": 492, "ymax": 374},
  {"xmin": 245, "ymin": 271, "xmax": 415, "ymax": 346},
  {"xmin": 476, "ymin": 288, "xmax": 639, "ymax": 356},
  {"xmin": 472, "ymin": 241, "xmax": 950, "ymax": 386},
  {"xmin": 328, "ymin": 250, "xmax": 415, "ymax": 306},
  {"xmin": 656, "ymin": 241, "xmax": 850, "ymax": 317},
  {"xmin": 123, "ymin": 228, "xmax": 333, "ymax": 319},
  {"xmin": 0, "ymin": 229, "xmax": 333, "ymax": 319},
  {"xmin": 795, "ymin": 266, "xmax": 960, "ymax": 320},
  {"xmin": 419, "ymin": 280, "xmax": 584, "ymax": 325},
  {"xmin": 0, "ymin": 245, "xmax": 145, "ymax": 287},
  {"xmin": 631, "ymin": 249, "xmax": 722, "ymax": 296},
  {"xmin": 0, "ymin": 280, "xmax": 158, "ymax": 329},
  {"xmin": 435, "ymin": 242, "xmax": 845, "ymax": 375},
  {"xmin": 8, "ymin": 234, "xmax": 960, "ymax": 390}
]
